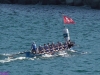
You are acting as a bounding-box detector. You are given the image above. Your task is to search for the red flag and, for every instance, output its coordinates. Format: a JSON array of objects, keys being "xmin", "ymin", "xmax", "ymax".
[{"xmin": 63, "ymin": 16, "xmax": 75, "ymax": 24}]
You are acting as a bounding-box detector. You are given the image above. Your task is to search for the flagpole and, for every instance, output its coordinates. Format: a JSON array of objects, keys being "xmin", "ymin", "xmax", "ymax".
[
  {"xmin": 62, "ymin": 14, "xmax": 67, "ymax": 42},
  {"xmin": 62, "ymin": 14, "xmax": 66, "ymax": 29}
]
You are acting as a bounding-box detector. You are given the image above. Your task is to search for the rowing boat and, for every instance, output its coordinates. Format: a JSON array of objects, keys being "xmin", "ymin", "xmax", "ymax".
[
  {"xmin": 8, "ymin": 15, "xmax": 75, "ymax": 58},
  {"xmin": 25, "ymin": 44, "xmax": 75, "ymax": 58}
]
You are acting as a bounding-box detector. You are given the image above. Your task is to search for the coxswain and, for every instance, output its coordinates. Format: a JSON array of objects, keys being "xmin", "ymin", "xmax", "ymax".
[
  {"xmin": 31, "ymin": 42, "xmax": 37, "ymax": 54},
  {"xmin": 63, "ymin": 27, "xmax": 70, "ymax": 42}
]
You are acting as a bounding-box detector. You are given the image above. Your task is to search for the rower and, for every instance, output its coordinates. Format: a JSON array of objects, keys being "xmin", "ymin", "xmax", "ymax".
[
  {"xmin": 31, "ymin": 42, "xmax": 37, "ymax": 54},
  {"xmin": 47, "ymin": 43, "xmax": 50, "ymax": 47},
  {"xmin": 55, "ymin": 44, "xmax": 59, "ymax": 51},
  {"xmin": 57, "ymin": 42, "xmax": 64, "ymax": 50},
  {"xmin": 44, "ymin": 44, "xmax": 49, "ymax": 52},
  {"xmin": 63, "ymin": 41, "xmax": 68, "ymax": 49},
  {"xmin": 49, "ymin": 44, "xmax": 55, "ymax": 54},
  {"xmin": 59, "ymin": 42, "xmax": 64, "ymax": 50},
  {"xmin": 63, "ymin": 27, "xmax": 70, "ymax": 42},
  {"xmin": 49, "ymin": 44, "xmax": 54, "ymax": 51},
  {"xmin": 38, "ymin": 45, "xmax": 44, "ymax": 53},
  {"xmin": 51, "ymin": 42, "xmax": 55, "ymax": 46}
]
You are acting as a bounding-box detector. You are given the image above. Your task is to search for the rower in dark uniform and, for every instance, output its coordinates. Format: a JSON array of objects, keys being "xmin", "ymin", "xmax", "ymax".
[
  {"xmin": 49, "ymin": 44, "xmax": 54, "ymax": 52},
  {"xmin": 54, "ymin": 44, "xmax": 59, "ymax": 51},
  {"xmin": 57, "ymin": 42, "xmax": 64, "ymax": 50},
  {"xmin": 44, "ymin": 44, "xmax": 49, "ymax": 53},
  {"xmin": 38, "ymin": 45, "xmax": 44, "ymax": 53},
  {"xmin": 63, "ymin": 41, "xmax": 68, "ymax": 49},
  {"xmin": 47, "ymin": 43, "xmax": 50, "ymax": 47}
]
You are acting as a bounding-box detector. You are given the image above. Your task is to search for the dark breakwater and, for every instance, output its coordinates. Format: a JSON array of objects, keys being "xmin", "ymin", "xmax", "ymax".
[{"xmin": 0, "ymin": 0, "xmax": 100, "ymax": 9}]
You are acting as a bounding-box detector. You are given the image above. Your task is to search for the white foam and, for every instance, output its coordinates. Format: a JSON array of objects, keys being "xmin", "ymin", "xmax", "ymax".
[
  {"xmin": 58, "ymin": 51, "xmax": 70, "ymax": 57},
  {"xmin": 70, "ymin": 49, "xmax": 76, "ymax": 52},
  {"xmin": 0, "ymin": 57, "xmax": 26, "ymax": 63},
  {"xmin": 58, "ymin": 51, "xmax": 66, "ymax": 55},
  {"xmin": 2, "ymin": 53, "xmax": 11, "ymax": 56},
  {"xmin": 29, "ymin": 58, "xmax": 35, "ymax": 60},
  {"xmin": 42, "ymin": 54, "xmax": 53, "ymax": 58},
  {"xmin": 15, "ymin": 57, "xmax": 26, "ymax": 60}
]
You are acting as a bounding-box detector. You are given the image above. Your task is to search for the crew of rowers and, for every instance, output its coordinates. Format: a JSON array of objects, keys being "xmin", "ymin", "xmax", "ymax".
[
  {"xmin": 31, "ymin": 40, "xmax": 74, "ymax": 54},
  {"xmin": 31, "ymin": 27, "xmax": 74, "ymax": 54}
]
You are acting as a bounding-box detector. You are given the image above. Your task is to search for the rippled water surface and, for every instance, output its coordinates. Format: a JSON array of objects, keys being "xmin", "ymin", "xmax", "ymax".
[{"xmin": 0, "ymin": 4, "xmax": 100, "ymax": 75}]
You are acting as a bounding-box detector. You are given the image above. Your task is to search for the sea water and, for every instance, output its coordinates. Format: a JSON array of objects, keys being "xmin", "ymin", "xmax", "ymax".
[{"xmin": 0, "ymin": 4, "xmax": 100, "ymax": 75}]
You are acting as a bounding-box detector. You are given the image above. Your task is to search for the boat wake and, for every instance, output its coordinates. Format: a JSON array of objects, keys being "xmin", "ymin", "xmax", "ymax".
[
  {"xmin": 0, "ymin": 56, "xmax": 26, "ymax": 63},
  {"xmin": 0, "ymin": 49, "xmax": 88, "ymax": 63}
]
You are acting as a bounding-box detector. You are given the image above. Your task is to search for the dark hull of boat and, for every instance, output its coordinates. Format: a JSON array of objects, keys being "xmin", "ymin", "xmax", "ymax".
[{"xmin": 25, "ymin": 48, "xmax": 70, "ymax": 57}]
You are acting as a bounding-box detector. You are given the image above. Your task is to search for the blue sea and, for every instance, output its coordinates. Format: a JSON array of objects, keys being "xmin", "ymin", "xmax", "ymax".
[{"xmin": 0, "ymin": 4, "xmax": 100, "ymax": 75}]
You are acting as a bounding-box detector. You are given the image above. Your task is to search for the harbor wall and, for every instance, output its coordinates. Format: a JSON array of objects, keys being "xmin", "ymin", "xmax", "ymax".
[{"xmin": 0, "ymin": 0, "xmax": 100, "ymax": 9}]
